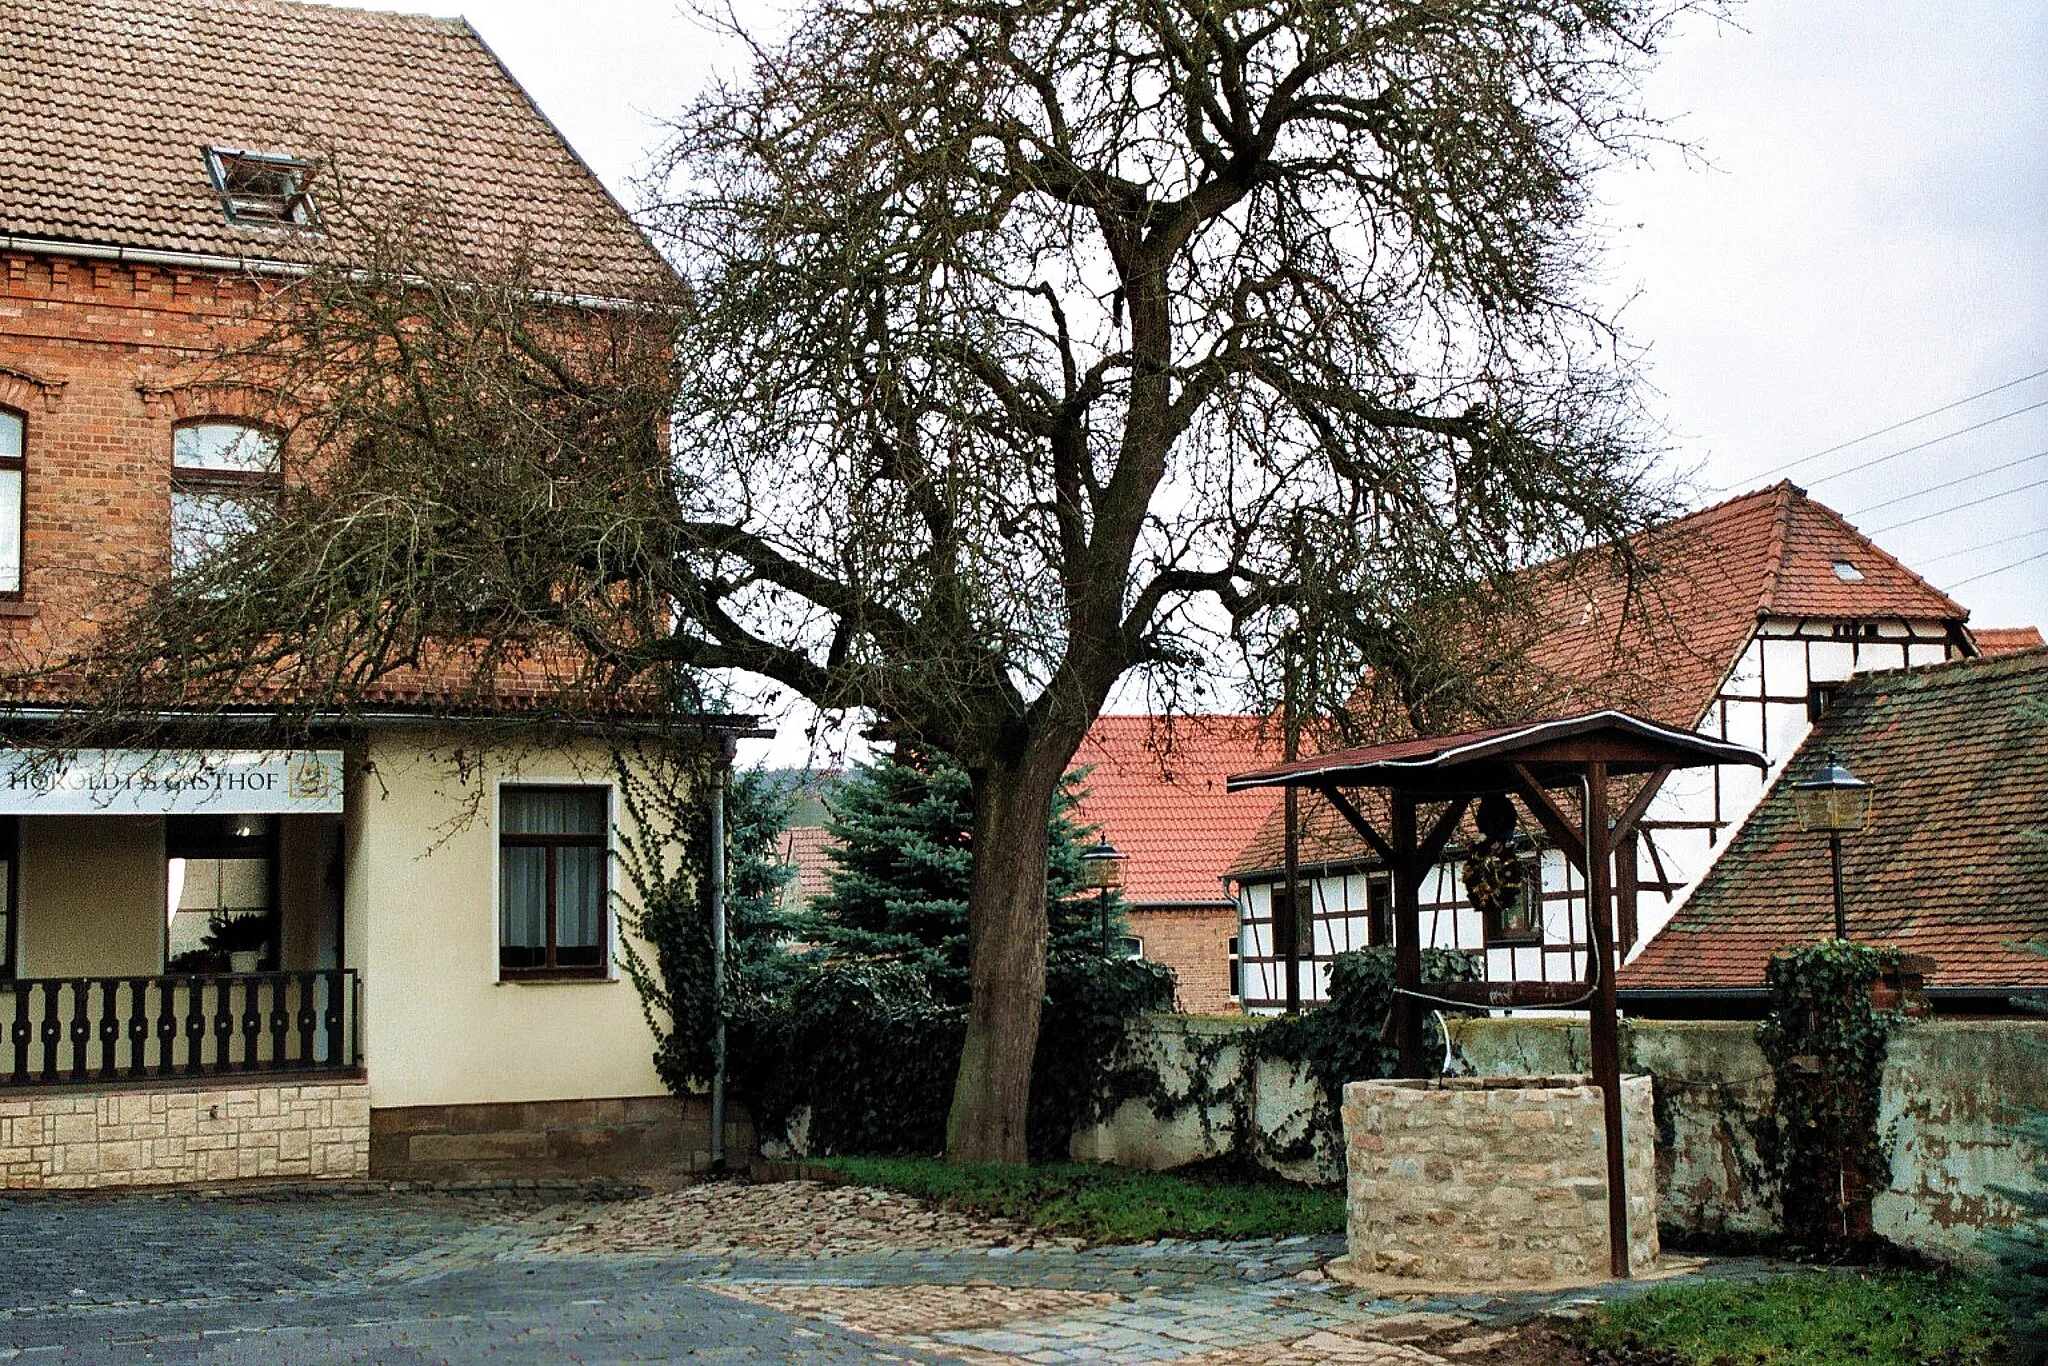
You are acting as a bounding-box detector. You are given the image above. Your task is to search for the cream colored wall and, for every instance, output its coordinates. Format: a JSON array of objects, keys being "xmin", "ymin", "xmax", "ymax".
[
  {"xmin": 18, "ymin": 816, "xmax": 165, "ymax": 977},
  {"xmin": 349, "ymin": 730, "xmax": 684, "ymax": 1109}
]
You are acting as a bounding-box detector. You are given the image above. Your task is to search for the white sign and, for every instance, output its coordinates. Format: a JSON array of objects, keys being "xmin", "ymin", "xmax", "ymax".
[{"xmin": 0, "ymin": 749, "xmax": 344, "ymax": 816}]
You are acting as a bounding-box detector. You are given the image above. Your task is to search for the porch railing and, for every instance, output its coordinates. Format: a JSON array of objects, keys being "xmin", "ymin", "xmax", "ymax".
[{"xmin": 1, "ymin": 970, "xmax": 359, "ymax": 1087}]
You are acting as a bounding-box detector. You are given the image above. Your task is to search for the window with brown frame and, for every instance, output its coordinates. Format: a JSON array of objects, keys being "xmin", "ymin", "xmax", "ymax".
[
  {"xmin": 171, "ymin": 421, "xmax": 282, "ymax": 577},
  {"xmin": 1481, "ymin": 857, "xmax": 1545, "ymax": 947},
  {"xmin": 0, "ymin": 407, "xmax": 23, "ymax": 596},
  {"xmin": 499, "ymin": 786, "xmax": 609, "ymax": 978}
]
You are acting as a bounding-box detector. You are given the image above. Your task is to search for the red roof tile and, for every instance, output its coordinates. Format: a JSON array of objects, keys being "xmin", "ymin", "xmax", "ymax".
[
  {"xmin": 1622, "ymin": 648, "xmax": 2048, "ymax": 992},
  {"xmin": 0, "ymin": 0, "xmax": 671, "ymax": 295},
  {"xmin": 1229, "ymin": 484, "xmax": 1972, "ymax": 876},
  {"xmin": 1069, "ymin": 716, "xmax": 1283, "ymax": 906},
  {"xmin": 775, "ymin": 825, "xmax": 838, "ymax": 905},
  {"xmin": 1974, "ymin": 626, "xmax": 2045, "ymax": 657}
]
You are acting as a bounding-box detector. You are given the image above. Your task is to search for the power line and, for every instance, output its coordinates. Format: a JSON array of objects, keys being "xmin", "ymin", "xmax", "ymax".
[
  {"xmin": 1916, "ymin": 523, "xmax": 2048, "ymax": 567},
  {"xmin": 1806, "ymin": 395, "xmax": 2048, "ymax": 488},
  {"xmin": 1846, "ymin": 447, "xmax": 2048, "ymax": 518},
  {"xmin": 1950, "ymin": 543, "xmax": 2048, "ymax": 589},
  {"xmin": 1867, "ymin": 473, "xmax": 2048, "ymax": 535},
  {"xmin": 1751, "ymin": 365, "xmax": 2048, "ymax": 480}
]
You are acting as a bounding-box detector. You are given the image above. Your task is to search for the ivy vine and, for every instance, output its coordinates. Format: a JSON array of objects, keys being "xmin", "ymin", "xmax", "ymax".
[
  {"xmin": 1096, "ymin": 946, "xmax": 1481, "ymax": 1179},
  {"xmin": 1754, "ymin": 939, "xmax": 1906, "ymax": 1255}
]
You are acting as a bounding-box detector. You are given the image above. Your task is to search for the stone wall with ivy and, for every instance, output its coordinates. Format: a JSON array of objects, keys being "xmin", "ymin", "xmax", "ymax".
[
  {"xmin": 1071, "ymin": 1013, "xmax": 2048, "ymax": 1262},
  {"xmin": 1450, "ymin": 1015, "xmax": 2048, "ymax": 1264}
]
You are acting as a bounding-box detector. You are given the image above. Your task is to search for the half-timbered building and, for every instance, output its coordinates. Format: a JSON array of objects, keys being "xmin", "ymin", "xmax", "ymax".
[{"xmin": 1229, "ymin": 482, "xmax": 1995, "ymax": 1008}]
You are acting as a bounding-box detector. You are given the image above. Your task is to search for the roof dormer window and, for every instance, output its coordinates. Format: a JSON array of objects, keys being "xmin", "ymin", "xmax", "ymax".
[
  {"xmin": 204, "ymin": 148, "xmax": 319, "ymax": 229},
  {"xmin": 1832, "ymin": 559, "xmax": 1865, "ymax": 582}
]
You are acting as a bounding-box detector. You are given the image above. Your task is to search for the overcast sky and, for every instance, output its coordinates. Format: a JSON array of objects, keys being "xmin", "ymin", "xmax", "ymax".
[{"xmin": 352, "ymin": 0, "xmax": 2047, "ymax": 759}]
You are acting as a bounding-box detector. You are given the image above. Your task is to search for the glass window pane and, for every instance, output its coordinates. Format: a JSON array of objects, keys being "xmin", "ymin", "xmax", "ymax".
[
  {"xmin": 171, "ymin": 490, "xmax": 264, "ymax": 575},
  {"xmin": 502, "ymin": 787, "xmax": 604, "ymax": 836},
  {"xmin": 0, "ymin": 449, "xmax": 21, "ymax": 596},
  {"xmin": 499, "ymin": 845, "xmax": 547, "ymax": 968},
  {"xmin": 217, "ymin": 858, "xmax": 269, "ymax": 913},
  {"xmin": 555, "ymin": 846, "xmax": 604, "ymax": 965},
  {"xmin": 0, "ymin": 411, "xmax": 19, "ymax": 460},
  {"xmin": 173, "ymin": 423, "xmax": 279, "ymax": 473}
]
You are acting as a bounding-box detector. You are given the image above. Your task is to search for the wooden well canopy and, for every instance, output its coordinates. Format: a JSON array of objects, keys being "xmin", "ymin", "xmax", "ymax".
[{"xmin": 1227, "ymin": 709, "xmax": 1767, "ymax": 1279}]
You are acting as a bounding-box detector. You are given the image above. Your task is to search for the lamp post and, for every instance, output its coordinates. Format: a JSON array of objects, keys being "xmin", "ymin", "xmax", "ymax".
[
  {"xmin": 1079, "ymin": 842, "xmax": 1125, "ymax": 956},
  {"xmin": 1792, "ymin": 754, "xmax": 1873, "ymax": 941}
]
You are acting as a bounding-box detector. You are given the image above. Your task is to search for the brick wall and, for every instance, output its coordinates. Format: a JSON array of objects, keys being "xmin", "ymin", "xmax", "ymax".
[
  {"xmin": 1340, "ymin": 1074, "xmax": 1659, "ymax": 1288},
  {"xmin": 370, "ymin": 1095, "xmax": 753, "ymax": 1182},
  {"xmin": 1129, "ymin": 904, "xmax": 1240, "ymax": 1014},
  {"xmin": 0, "ymin": 1077, "xmax": 369, "ymax": 1189},
  {"xmin": 0, "ymin": 250, "xmax": 274, "ymax": 667}
]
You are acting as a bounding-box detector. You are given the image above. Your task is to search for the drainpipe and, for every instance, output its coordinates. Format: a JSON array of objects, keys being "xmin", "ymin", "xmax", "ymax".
[{"xmin": 707, "ymin": 741, "xmax": 733, "ymax": 1173}]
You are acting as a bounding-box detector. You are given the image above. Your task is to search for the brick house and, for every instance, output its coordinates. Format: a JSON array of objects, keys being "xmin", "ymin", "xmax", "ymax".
[
  {"xmin": 0, "ymin": 0, "xmax": 749, "ymax": 1187},
  {"xmin": 1620, "ymin": 647, "xmax": 2048, "ymax": 1014},
  {"xmin": 1068, "ymin": 715, "xmax": 1280, "ymax": 1014},
  {"xmin": 1228, "ymin": 482, "xmax": 2022, "ymax": 1009}
]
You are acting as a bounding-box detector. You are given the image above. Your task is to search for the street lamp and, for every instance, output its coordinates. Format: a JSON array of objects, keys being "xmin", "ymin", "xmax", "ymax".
[
  {"xmin": 1792, "ymin": 754, "xmax": 1872, "ymax": 941},
  {"xmin": 1080, "ymin": 841, "xmax": 1126, "ymax": 956}
]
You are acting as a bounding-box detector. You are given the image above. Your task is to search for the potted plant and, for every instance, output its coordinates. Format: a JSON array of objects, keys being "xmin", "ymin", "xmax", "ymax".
[{"xmin": 203, "ymin": 911, "xmax": 272, "ymax": 974}]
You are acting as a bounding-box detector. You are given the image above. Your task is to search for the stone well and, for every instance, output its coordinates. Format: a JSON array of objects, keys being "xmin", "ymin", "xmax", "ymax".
[{"xmin": 1338, "ymin": 1074, "xmax": 1658, "ymax": 1288}]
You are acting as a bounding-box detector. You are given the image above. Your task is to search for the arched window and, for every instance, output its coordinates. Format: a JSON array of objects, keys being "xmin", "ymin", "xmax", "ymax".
[
  {"xmin": 0, "ymin": 408, "xmax": 22, "ymax": 596},
  {"xmin": 171, "ymin": 421, "xmax": 281, "ymax": 576}
]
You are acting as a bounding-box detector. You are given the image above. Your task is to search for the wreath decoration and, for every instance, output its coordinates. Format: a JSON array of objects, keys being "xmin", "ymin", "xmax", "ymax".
[{"xmin": 1461, "ymin": 838, "xmax": 1524, "ymax": 918}]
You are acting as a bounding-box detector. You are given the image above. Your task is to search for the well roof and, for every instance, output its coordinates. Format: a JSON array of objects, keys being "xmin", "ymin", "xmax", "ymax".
[
  {"xmin": 1225, "ymin": 711, "xmax": 1765, "ymax": 797},
  {"xmin": 1621, "ymin": 648, "xmax": 2048, "ymax": 991},
  {"xmin": 0, "ymin": 0, "xmax": 671, "ymax": 295}
]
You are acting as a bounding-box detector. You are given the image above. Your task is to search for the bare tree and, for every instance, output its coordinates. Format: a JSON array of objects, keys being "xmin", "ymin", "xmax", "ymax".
[{"xmin": 59, "ymin": 0, "xmax": 1702, "ymax": 1162}]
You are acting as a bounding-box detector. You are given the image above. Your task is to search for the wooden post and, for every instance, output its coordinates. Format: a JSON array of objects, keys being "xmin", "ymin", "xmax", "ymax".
[
  {"xmin": 1584, "ymin": 761, "xmax": 1631, "ymax": 1279},
  {"xmin": 1391, "ymin": 793, "xmax": 1423, "ymax": 1078},
  {"xmin": 1281, "ymin": 664, "xmax": 1303, "ymax": 1014}
]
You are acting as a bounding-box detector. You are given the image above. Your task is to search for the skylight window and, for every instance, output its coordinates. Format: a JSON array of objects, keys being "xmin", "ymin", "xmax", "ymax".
[
  {"xmin": 1832, "ymin": 560, "xmax": 1865, "ymax": 582},
  {"xmin": 204, "ymin": 148, "xmax": 319, "ymax": 229}
]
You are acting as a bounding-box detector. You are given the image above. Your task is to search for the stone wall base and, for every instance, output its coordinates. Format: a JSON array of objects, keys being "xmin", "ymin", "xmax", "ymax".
[
  {"xmin": 0, "ymin": 1076, "xmax": 370, "ymax": 1189},
  {"xmin": 1342, "ymin": 1074, "xmax": 1659, "ymax": 1287},
  {"xmin": 369, "ymin": 1095, "xmax": 752, "ymax": 1182}
]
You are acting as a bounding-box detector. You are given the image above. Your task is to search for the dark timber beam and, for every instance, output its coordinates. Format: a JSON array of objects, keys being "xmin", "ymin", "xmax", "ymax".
[
  {"xmin": 1506, "ymin": 762, "xmax": 1587, "ymax": 867},
  {"xmin": 1318, "ymin": 785, "xmax": 1395, "ymax": 865}
]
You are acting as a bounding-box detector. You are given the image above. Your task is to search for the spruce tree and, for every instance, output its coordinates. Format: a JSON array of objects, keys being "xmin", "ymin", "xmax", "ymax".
[{"xmin": 804, "ymin": 746, "xmax": 1123, "ymax": 1004}]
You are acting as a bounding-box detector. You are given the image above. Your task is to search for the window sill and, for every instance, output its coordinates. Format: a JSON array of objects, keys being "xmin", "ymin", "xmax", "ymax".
[
  {"xmin": 497, "ymin": 971, "xmax": 614, "ymax": 985},
  {"xmin": 0, "ymin": 601, "xmax": 37, "ymax": 619}
]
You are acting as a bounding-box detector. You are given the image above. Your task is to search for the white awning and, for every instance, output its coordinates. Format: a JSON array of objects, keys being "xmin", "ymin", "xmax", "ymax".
[{"xmin": 0, "ymin": 749, "xmax": 343, "ymax": 816}]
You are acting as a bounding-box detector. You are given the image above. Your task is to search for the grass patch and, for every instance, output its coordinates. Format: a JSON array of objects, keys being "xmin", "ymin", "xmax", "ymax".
[
  {"xmin": 1578, "ymin": 1270, "xmax": 2010, "ymax": 1365},
  {"xmin": 806, "ymin": 1155, "xmax": 1344, "ymax": 1244}
]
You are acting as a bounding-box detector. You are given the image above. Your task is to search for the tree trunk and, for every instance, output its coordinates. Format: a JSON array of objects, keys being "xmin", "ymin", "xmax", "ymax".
[{"xmin": 945, "ymin": 748, "xmax": 1066, "ymax": 1164}]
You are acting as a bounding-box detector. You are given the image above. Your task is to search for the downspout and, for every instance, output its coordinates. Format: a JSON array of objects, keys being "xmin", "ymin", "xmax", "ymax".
[{"xmin": 708, "ymin": 739, "xmax": 733, "ymax": 1172}]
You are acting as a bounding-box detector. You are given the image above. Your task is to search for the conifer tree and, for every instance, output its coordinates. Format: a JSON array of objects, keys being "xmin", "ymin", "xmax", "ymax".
[{"xmin": 804, "ymin": 747, "xmax": 1122, "ymax": 1004}]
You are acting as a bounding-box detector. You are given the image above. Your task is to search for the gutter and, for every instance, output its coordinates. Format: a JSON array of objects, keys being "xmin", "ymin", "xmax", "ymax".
[
  {"xmin": 0, "ymin": 233, "xmax": 304, "ymax": 279},
  {"xmin": 0, "ymin": 704, "xmax": 771, "ymax": 741},
  {"xmin": 0, "ymin": 233, "xmax": 665, "ymax": 312}
]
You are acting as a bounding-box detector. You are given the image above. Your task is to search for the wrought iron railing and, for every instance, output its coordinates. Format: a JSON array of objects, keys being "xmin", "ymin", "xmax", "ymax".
[{"xmin": 0, "ymin": 970, "xmax": 358, "ymax": 1086}]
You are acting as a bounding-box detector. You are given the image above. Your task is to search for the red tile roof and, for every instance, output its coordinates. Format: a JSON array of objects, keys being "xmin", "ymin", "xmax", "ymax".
[
  {"xmin": 775, "ymin": 824, "xmax": 838, "ymax": 906},
  {"xmin": 1622, "ymin": 648, "xmax": 2048, "ymax": 992},
  {"xmin": 1975, "ymin": 626, "xmax": 2046, "ymax": 657},
  {"xmin": 0, "ymin": 0, "xmax": 671, "ymax": 295},
  {"xmin": 1069, "ymin": 716, "xmax": 1283, "ymax": 906},
  {"xmin": 1230, "ymin": 483, "xmax": 1971, "ymax": 876}
]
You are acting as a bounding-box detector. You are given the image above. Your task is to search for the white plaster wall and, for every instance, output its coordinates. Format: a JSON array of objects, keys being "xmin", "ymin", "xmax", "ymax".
[{"xmin": 347, "ymin": 730, "xmax": 682, "ymax": 1109}]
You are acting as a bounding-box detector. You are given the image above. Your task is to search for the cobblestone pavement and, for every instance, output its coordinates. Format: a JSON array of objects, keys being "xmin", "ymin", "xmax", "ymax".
[{"xmin": 0, "ymin": 1180, "xmax": 1802, "ymax": 1363}]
